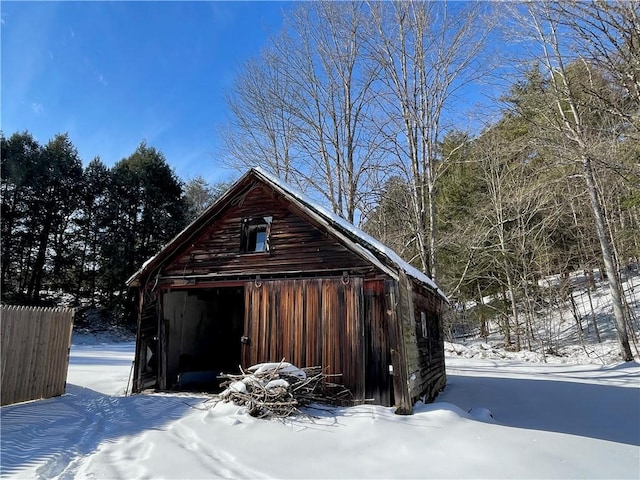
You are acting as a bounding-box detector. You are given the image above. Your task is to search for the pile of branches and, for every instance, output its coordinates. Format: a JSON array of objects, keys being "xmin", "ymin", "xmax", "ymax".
[{"xmin": 218, "ymin": 361, "xmax": 353, "ymax": 418}]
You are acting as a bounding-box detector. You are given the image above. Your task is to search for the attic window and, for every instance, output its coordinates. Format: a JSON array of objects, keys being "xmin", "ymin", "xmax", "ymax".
[{"xmin": 241, "ymin": 216, "xmax": 272, "ymax": 253}]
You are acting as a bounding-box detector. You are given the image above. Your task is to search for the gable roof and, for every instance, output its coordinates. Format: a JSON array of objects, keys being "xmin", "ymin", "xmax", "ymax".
[{"xmin": 126, "ymin": 167, "xmax": 446, "ymax": 300}]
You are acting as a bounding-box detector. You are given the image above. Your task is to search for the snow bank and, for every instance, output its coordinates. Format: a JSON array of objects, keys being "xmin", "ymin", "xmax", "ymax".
[{"xmin": 445, "ymin": 338, "xmax": 632, "ymax": 365}]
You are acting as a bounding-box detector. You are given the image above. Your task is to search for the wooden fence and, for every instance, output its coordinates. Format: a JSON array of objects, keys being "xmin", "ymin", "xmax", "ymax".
[{"xmin": 1, "ymin": 305, "xmax": 75, "ymax": 406}]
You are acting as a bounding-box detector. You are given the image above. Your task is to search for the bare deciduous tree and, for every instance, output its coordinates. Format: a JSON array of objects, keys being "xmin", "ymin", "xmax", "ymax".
[
  {"xmin": 552, "ymin": 0, "xmax": 640, "ymax": 135},
  {"xmin": 223, "ymin": 2, "xmax": 383, "ymax": 223},
  {"xmin": 223, "ymin": 52, "xmax": 297, "ymax": 183},
  {"xmin": 367, "ymin": 1, "xmax": 494, "ymax": 278},
  {"xmin": 512, "ymin": 2, "xmax": 633, "ymax": 361}
]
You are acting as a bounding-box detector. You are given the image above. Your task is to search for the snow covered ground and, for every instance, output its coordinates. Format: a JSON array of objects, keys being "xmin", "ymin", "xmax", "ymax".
[
  {"xmin": 1, "ymin": 335, "xmax": 638, "ymax": 479},
  {"xmin": 452, "ymin": 273, "xmax": 640, "ymax": 365}
]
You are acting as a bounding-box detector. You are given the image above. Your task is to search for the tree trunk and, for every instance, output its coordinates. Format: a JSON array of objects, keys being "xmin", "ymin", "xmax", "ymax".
[
  {"xmin": 586, "ymin": 283, "xmax": 602, "ymax": 343},
  {"xmin": 427, "ymin": 177, "xmax": 437, "ymax": 280},
  {"xmin": 583, "ymin": 155, "xmax": 633, "ymax": 361},
  {"xmin": 501, "ymin": 285, "xmax": 512, "ymax": 347},
  {"xmin": 27, "ymin": 214, "xmax": 52, "ymax": 303},
  {"xmin": 569, "ymin": 291, "xmax": 585, "ymax": 347}
]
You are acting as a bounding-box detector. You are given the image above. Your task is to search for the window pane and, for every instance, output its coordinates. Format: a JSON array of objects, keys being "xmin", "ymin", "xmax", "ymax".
[
  {"xmin": 241, "ymin": 217, "xmax": 271, "ymax": 253},
  {"xmin": 255, "ymin": 231, "xmax": 267, "ymax": 252}
]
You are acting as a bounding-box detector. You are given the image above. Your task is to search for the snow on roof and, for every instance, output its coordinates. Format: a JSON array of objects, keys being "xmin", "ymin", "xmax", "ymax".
[
  {"xmin": 251, "ymin": 167, "xmax": 446, "ymax": 300},
  {"xmin": 128, "ymin": 167, "xmax": 446, "ymax": 301}
]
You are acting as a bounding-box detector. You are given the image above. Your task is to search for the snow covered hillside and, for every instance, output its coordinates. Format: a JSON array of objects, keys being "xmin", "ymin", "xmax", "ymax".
[
  {"xmin": 1, "ymin": 337, "xmax": 638, "ymax": 479},
  {"xmin": 449, "ymin": 273, "xmax": 640, "ymax": 365}
]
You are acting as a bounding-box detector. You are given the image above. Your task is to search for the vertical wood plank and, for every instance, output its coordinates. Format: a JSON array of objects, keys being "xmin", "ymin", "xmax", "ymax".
[
  {"xmin": 260, "ymin": 281, "xmax": 269, "ymax": 362},
  {"xmin": 268, "ymin": 282, "xmax": 277, "ymax": 360},
  {"xmin": 279, "ymin": 281, "xmax": 292, "ymax": 361},
  {"xmin": 7, "ymin": 307, "xmax": 23, "ymax": 405},
  {"xmin": 292, "ymin": 280, "xmax": 305, "ymax": 367},
  {"xmin": 47, "ymin": 310, "xmax": 62, "ymax": 398},
  {"xmin": 46, "ymin": 311, "xmax": 61, "ymax": 398},
  {"xmin": 61, "ymin": 310, "xmax": 74, "ymax": 394},
  {"xmin": 18, "ymin": 307, "xmax": 37, "ymax": 403},
  {"xmin": 1, "ymin": 306, "xmax": 17, "ymax": 405},
  {"xmin": 304, "ymin": 279, "xmax": 321, "ymax": 368},
  {"xmin": 385, "ymin": 279, "xmax": 412, "ymax": 414},
  {"xmin": 35, "ymin": 309, "xmax": 52, "ymax": 399},
  {"xmin": 363, "ymin": 279, "xmax": 392, "ymax": 406},
  {"xmin": 346, "ymin": 277, "xmax": 364, "ymax": 401},
  {"xmin": 321, "ymin": 280, "xmax": 333, "ymax": 376}
]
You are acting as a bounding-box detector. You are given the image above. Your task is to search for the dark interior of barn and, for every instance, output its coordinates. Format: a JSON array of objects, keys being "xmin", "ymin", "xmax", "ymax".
[{"xmin": 161, "ymin": 287, "xmax": 244, "ymax": 392}]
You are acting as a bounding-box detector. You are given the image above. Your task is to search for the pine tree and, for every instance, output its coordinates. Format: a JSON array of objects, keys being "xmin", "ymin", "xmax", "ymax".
[{"xmin": 100, "ymin": 142, "xmax": 188, "ymax": 324}]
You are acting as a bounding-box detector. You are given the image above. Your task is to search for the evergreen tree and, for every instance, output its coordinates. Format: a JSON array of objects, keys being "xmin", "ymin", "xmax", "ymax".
[
  {"xmin": 73, "ymin": 157, "xmax": 111, "ymax": 305},
  {"xmin": 100, "ymin": 142, "xmax": 188, "ymax": 324},
  {"xmin": 0, "ymin": 132, "xmax": 82, "ymax": 304},
  {"xmin": 1, "ymin": 131, "xmax": 42, "ymax": 301},
  {"xmin": 42, "ymin": 135, "xmax": 84, "ymax": 296}
]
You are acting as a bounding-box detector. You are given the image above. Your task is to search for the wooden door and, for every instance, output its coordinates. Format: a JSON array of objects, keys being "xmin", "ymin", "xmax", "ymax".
[{"xmin": 242, "ymin": 278, "xmax": 364, "ymax": 399}]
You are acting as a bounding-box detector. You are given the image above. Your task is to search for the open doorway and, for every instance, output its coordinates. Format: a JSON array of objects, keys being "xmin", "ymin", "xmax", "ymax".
[{"xmin": 162, "ymin": 286, "xmax": 244, "ymax": 392}]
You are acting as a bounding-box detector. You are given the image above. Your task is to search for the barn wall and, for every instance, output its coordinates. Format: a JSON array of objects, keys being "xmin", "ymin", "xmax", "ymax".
[
  {"xmin": 386, "ymin": 272, "xmax": 447, "ymax": 407},
  {"xmin": 384, "ymin": 278, "xmax": 412, "ymax": 414},
  {"xmin": 397, "ymin": 273, "xmax": 423, "ymax": 402},
  {"xmin": 134, "ymin": 290, "xmax": 159, "ymax": 392},
  {"xmin": 243, "ymin": 277, "xmax": 366, "ymax": 401},
  {"xmin": 161, "ymin": 184, "xmax": 372, "ymax": 279},
  {"xmin": 409, "ymin": 280, "xmax": 447, "ymax": 402}
]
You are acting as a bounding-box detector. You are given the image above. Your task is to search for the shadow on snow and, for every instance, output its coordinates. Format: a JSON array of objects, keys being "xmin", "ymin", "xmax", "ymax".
[
  {"xmin": 439, "ymin": 363, "xmax": 640, "ymax": 446},
  {"xmin": 0, "ymin": 385, "xmax": 200, "ymax": 477}
]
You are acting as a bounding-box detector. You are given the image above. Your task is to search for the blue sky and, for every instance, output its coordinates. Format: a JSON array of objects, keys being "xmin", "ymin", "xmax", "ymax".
[{"xmin": 1, "ymin": 1, "xmax": 290, "ymax": 183}]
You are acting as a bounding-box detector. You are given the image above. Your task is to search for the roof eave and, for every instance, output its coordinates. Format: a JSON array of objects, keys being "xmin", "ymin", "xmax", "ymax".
[
  {"xmin": 127, "ymin": 167, "xmax": 447, "ymax": 303},
  {"xmin": 125, "ymin": 169, "xmax": 257, "ymax": 287}
]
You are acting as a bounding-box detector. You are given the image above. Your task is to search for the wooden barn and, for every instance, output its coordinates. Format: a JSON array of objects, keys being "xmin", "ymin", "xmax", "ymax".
[{"xmin": 126, "ymin": 168, "xmax": 447, "ymax": 413}]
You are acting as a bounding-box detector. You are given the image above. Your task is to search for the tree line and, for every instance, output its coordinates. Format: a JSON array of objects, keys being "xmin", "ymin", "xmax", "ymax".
[
  {"xmin": 1, "ymin": 1, "xmax": 637, "ymax": 359},
  {"xmin": 222, "ymin": 1, "xmax": 639, "ymax": 360},
  {"xmin": 1, "ymin": 132, "xmax": 224, "ymax": 326}
]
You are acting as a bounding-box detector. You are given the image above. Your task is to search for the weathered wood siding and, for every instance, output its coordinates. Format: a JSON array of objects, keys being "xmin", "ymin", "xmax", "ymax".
[
  {"xmin": 385, "ymin": 273, "xmax": 446, "ymax": 410},
  {"xmin": 363, "ymin": 280, "xmax": 392, "ymax": 406},
  {"xmin": 133, "ymin": 291, "xmax": 160, "ymax": 392},
  {"xmin": 1, "ymin": 306, "xmax": 74, "ymax": 406},
  {"xmin": 412, "ymin": 281, "xmax": 446, "ymax": 401},
  {"xmin": 382, "ymin": 279, "xmax": 410, "ymax": 413},
  {"xmin": 398, "ymin": 273, "xmax": 422, "ymax": 401},
  {"xmin": 130, "ymin": 173, "xmax": 447, "ymax": 411},
  {"xmin": 161, "ymin": 184, "xmax": 371, "ymax": 280},
  {"xmin": 243, "ymin": 278, "xmax": 365, "ymax": 400}
]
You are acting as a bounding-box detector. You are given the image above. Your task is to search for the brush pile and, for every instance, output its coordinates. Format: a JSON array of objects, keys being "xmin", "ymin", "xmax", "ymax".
[{"xmin": 218, "ymin": 361, "xmax": 353, "ymax": 418}]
